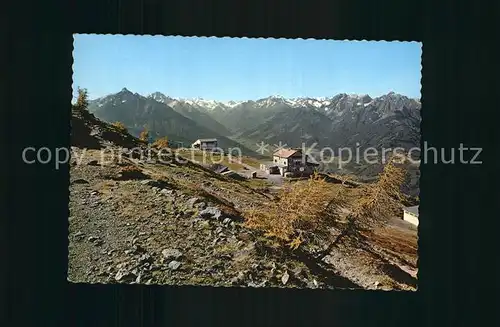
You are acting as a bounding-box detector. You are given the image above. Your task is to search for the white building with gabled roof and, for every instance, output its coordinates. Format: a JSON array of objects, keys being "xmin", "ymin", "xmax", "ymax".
[{"xmin": 191, "ymin": 138, "xmax": 218, "ymax": 151}]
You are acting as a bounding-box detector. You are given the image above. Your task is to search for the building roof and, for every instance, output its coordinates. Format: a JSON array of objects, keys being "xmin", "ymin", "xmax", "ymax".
[
  {"xmin": 193, "ymin": 138, "xmax": 218, "ymax": 143},
  {"xmin": 404, "ymin": 205, "xmax": 419, "ymax": 216},
  {"xmin": 273, "ymin": 148, "xmax": 301, "ymax": 158},
  {"xmin": 209, "ymin": 163, "xmax": 229, "ymax": 174}
]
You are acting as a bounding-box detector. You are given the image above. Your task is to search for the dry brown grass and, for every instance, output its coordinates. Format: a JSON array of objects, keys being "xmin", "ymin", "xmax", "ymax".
[
  {"xmin": 243, "ymin": 156, "xmax": 408, "ymax": 252},
  {"xmin": 244, "ymin": 179, "xmax": 272, "ymax": 193},
  {"xmin": 240, "ymin": 156, "xmax": 261, "ymax": 168},
  {"xmin": 364, "ymin": 226, "xmax": 418, "ymax": 266},
  {"xmin": 327, "ymin": 172, "xmax": 356, "ymax": 182},
  {"xmin": 112, "ymin": 121, "xmax": 128, "ymax": 133},
  {"xmin": 222, "ymin": 156, "xmax": 245, "ymax": 171},
  {"xmin": 243, "ymin": 172, "xmax": 346, "ymax": 249},
  {"xmin": 118, "ymin": 165, "xmax": 147, "ymax": 180},
  {"xmin": 96, "ymin": 180, "xmax": 117, "ymax": 194},
  {"xmin": 348, "ymin": 156, "xmax": 407, "ymax": 228},
  {"xmin": 177, "ymin": 149, "xmax": 244, "ymax": 171},
  {"xmin": 152, "ymin": 137, "xmax": 170, "ymax": 149}
]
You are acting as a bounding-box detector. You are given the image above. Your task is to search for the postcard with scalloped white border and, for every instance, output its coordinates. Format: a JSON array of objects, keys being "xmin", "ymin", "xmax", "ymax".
[{"xmin": 69, "ymin": 34, "xmax": 421, "ymax": 290}]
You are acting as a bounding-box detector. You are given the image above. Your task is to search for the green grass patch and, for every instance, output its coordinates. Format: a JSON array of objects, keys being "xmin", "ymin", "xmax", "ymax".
[
  {"xmin": 240, "ymin": 156, "xmax": 262, "ymax": 168},
  {"xmin": 178, "ymin": 149, "xmax": 246, "ymax": 171},
  {"xmin": 214, "ymin": 242, "xmax": 239, "ymax": 255},
  {"xmin": 244, "ymin": 178, "xmax": 272, "ymax": 189}
]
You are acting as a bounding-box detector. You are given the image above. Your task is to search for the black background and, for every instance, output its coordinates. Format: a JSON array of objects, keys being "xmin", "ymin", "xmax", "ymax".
[{"xmin": 3, "ymin": 0, "xmax": 498, "ymax": 326}]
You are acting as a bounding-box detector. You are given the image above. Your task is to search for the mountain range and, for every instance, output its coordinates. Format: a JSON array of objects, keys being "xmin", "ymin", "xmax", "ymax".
[{"xmin": 87, "ymin": 88, "xmax": 421, "ymax": 155}]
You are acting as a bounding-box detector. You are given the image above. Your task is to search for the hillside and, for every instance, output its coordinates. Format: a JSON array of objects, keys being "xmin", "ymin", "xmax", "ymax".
[
  {"xmin": 71, "ymin": 104, "xmax": 145, "ymax": 150},
  {"xmin": 208, "ymin": 93, "xmax": 418, "ymax": 148},
  {"xmin": 86, "ymin": 88, "xmax": 421, "ymax": 191},
  {"xmin": 68, "ymin": 108, "xmax": 418, "ymax": 290},
  {"xmin": 223, "ymin": 99, "xmax": 336, "ymax": 148},
  {"xmin": 87, "ymin": 88, "xmax": 262, "ymax": 156},
  {"xmin": 88, "ymin": 89, "xmax": 421, "ymax": 153},
  {"xmin": 146, "ymin": 91, "xmax": 421, "ymax": 153},
  {"xmin": 322, "ymin": 92, "xmax": 421, "ymax": 150},
  {"xmin": 148, "ymin": 92, "xmax": 233, "ymax": 136}
]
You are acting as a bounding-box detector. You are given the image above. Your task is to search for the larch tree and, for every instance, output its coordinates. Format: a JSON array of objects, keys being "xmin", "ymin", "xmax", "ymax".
[{"xmin": 75, "ymin": 87, "xmax": 89, "ymax": 111}]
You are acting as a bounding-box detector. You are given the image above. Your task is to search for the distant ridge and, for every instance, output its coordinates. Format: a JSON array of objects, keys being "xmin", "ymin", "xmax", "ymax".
[{"xmin": 88, "ymin": 88, "xmax": 420, "ymax": 156}]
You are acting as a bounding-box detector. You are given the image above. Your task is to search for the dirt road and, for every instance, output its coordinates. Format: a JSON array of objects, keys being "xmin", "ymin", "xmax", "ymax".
[{"xmin": 232, "ymin": 160, "xmax": 284, "ymax": 186}]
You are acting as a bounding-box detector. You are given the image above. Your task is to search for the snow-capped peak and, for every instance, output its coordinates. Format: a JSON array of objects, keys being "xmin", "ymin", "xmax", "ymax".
[
  {"xmin": 185, "ymin": 98, "xmax": 222, "ymax": 109},
  {"xmin": 223, "ymin": 100, "xmax": 243, "ymax": 108},
  {"xmin": 93, "ymin": 89, "xmax": 418, "ymax": 115},
  {"xmin": 269, "ymin": 94, "xmax": 285, "ymax": 100},
  {"xmin": 148, "ymin": 91, "xmax": 172, "ymax": 104},
  {"xmin": 254, "ymin": 94, "xmax": 298, "ymax": 107}
]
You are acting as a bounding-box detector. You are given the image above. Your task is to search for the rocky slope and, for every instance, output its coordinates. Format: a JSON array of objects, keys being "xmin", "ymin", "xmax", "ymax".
[
  {"xmin": 71, "ymin": 105, "xmax": 145, "ymax": 150},
  {"xmin": 148, "ymin": 92, "xmax": 233, "ymax": 136},
  {"xmin": 68, "ymin": 109, "xmax": 418, "ymax": 290},
  {"xmin": 208, "ymin": 92, "xmax": 421, "ymax": 151},
  {"xmin": 322, "ymin": 92, "xmax": 421, "ymax": 150}
]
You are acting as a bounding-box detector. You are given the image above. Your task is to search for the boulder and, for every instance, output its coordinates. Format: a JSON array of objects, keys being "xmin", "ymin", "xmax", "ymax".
[
  {"xmin": 198, "ymin": 207, "xmax": 222, "ymax": 220},
  {"xmin": 167, "ymin": 261, "xmax": 181, "ymax": 270},
  {"xmin": 115, "ymin": 269, "xmax": 136, "ymax": 282},
  {"xmin": 160, "ymin": 188, "xmax": 174, "ymax": 196},
  {"xmin": 281, "ymin": 271, "xmax": 290, "ymax": 285},
  {"xmin": 195, "ymin": 202, "xmax": 207, "ymax": 210},
  {"xmin": 186, "ymin": 197, "xmax": 201, "ymax": 208},
  {"xmin": 162, "ymin": 248, "xmax": 183, "ymax": 260}
]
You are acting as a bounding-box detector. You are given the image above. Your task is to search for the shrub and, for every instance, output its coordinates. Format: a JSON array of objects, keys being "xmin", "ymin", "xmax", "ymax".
[
  {"xmin": 152, "ymin": 136, "xmax": 170, "ymax": 149},
  {"xmin": 310, "ymin": 157, "xmax": 409, "ymax": 258},
  {"xmin": 348, "ymin": 156, "xmax": 407, "ymax": 228},
  {"xmin": 243, "ymin": 172, "xmax": 345, "ymax": 250},
  {"xmin": 112, "ymin": 121, "xmax": 128, "ymax": 133},
  {"xmin": 74, "ymin": 87, "xmax": 89, "ymax": 111},
  {"xmin": 244, "ymin": 157, "xmax": 408, "ymax": 252},
  {"xmin": 139, "ymin": 129, "xmax": 150, "ymax": 142}
]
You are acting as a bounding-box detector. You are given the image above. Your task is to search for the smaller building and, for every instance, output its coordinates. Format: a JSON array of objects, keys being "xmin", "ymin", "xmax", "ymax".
[
  {"xmin": 403, "ymin": 205, "xmax": 419, "ymax": 226},
  {"xmin": 209, "ymin": 163, "xmax": 229, "ymax": 174},
  {"xmin": 191, "ymin": 138, "xmax": 218, "ymax": 151},
  {"xmin": 260, "ymin": 161, "xmax": 280, "ymax": 174},
  {"xmin": 272, "ymin": 148, "xmax": 319, "ymax": 177}
]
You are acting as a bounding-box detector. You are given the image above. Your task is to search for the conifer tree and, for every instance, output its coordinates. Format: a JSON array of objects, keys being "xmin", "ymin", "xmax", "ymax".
[
  {"xmin": 75, "ymin": 87, "xmax": 89, "ymax": 111},
  {"xmin": 139, "ymin": 129, "xmax": 150, "ymax": 142}
]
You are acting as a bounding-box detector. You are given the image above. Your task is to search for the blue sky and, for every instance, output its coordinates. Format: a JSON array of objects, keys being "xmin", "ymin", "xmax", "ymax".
[{"xmin": 73, "ymin": 35, "xmax": 421, "ymax": 101}]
